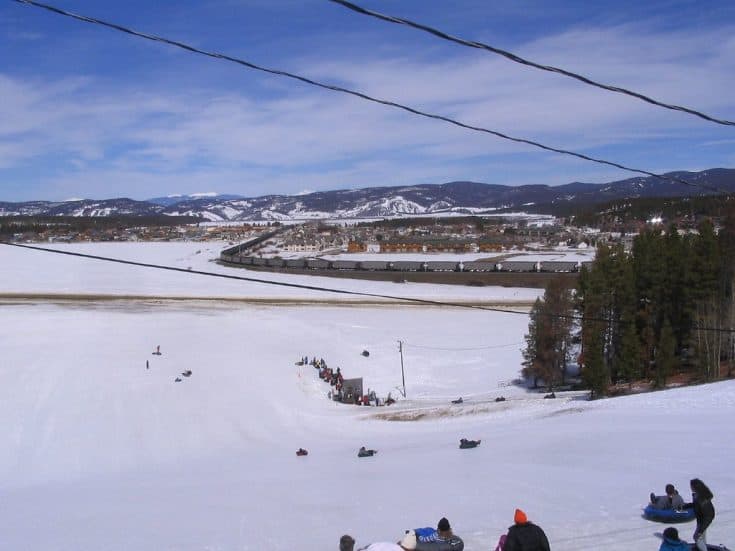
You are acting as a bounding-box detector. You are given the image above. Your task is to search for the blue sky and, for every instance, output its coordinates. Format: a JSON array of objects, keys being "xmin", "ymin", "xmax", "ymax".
[{"xmin": 1, "ymin": 0, "xmax": 734, "ymax": 201}]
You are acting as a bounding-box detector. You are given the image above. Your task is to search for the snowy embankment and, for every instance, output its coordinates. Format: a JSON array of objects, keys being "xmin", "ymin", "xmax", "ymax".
[{"xmin": 0, "ymin": 242, "xmax": 732, "ymax": 551}]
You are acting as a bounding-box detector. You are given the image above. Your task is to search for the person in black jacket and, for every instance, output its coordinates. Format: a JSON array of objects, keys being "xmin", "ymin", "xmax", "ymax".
[
  {"xmin": 684, "ymin": 478, "xmax": 715, "ymax": 551},
  {"xmin": 504, "ymin": 509, "xmax": 550, "ymax": 551}
]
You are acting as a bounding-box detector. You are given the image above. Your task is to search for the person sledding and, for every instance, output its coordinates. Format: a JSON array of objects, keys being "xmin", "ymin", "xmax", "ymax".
[
  {"xmin": 658, "ymin": 527, "xmax": 689, "ymax": 551},
  {"xmin": 358, "ymin": 446, "xmax": 377, "ymax": 458},
  {"xmin": 650, "ymin": 484, "xmax": 686, "ymax": 510},
  {"xmin": 181, "ymin": 370, "xmax": 192, "ymax": 377},
  {"xmin": 451, "ymin": 397, "xmax": 463, "ymax": 404},
  {"xmin": 415, "ymin": 517, "xmax": 463, "ymax": 550},
  {"xmin": 296, "ymin": 448, "xmax": 308, "ymax": 456},
  {"xmin": 152, "ymin": 345, "xmax": 162, "ymax": 356},
  {"xmin": 459, "ymin": 438, "xmax": 481, "ymax": 449}
]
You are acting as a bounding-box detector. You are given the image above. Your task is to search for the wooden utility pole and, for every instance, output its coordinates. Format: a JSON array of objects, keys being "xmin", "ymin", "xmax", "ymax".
[{"xmin": 398, "ymin": 340, "xmax": 406, "ymax": 398}]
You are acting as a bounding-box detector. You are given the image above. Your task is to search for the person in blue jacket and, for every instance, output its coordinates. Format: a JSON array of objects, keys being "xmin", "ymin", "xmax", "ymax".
[
  {"xmin": 415, "ymin": 518, "xmax": 463, "ymax": 551},
  {"xmin": 659, "ymin": 527, "xmax": 689, "ymax": 551}
]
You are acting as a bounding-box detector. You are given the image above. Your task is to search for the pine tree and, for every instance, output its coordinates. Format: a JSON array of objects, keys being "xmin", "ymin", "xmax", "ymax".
[
  {"xmin": 618, "ymin": 318, "xmax": 642, "ymax": 386},
  {"xmin": 522, "ymin": 298, "xmax": 543, "ymax": 387},
  {"xmin": 582, "ymin": 319, "xmax": 607, "ymax": 398},
  {"xmin": 609, "ymin": 247, "xmax": 637, "ymax": 384},
  {"xmin": 718, "ymin": 205, "xmax": 735, "ymax": 377},
  {"xmin": 691, "ymin": 219, "xmax": 722, "ymax": 380},
  {"xmin": 522, "ymin": 280, "xmax": 573, "ymax": 391},
  {"xmin": 656, "ymin": 318, "xmax": 677, "ymax": 388},
  {"xmin": 662, "ymin": 225, "xmax": 691, "ymax": 347}
]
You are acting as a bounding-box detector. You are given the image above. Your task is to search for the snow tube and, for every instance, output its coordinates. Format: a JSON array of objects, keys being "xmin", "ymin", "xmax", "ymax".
[
  {"xmin": 643, "ymin": 505, "xmax": 695, "ymax": 523},
  {"xmin": 414, "ymin": 527, "xmax": 437, "ymax": 543}
]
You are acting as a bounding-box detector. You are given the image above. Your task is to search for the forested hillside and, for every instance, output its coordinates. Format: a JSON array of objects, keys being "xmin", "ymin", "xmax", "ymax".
[{"xmin": 525, "ymin": 208, "xmax": 735, "ymax": 396}]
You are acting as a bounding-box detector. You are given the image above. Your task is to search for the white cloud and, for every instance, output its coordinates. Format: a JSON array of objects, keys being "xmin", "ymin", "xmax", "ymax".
[{"xmin": 1, "ymin": 20, "xmax": 734, "ymax": 200}]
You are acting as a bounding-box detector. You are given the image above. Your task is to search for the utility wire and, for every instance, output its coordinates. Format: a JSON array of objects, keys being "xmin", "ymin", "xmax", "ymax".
[
  {"xmin": 1, "ymin": 241, "xmax": 733, "ymax": 334},
  {"xmin": 0, "ymin": 241, "xmax": 532, "ymax": 315},
  {"xmin": 402, "ymin": 341, "xmax": 524, "ymax": 351},
  {"xmin": 329, "ymin": 0, "xmax": 735, "ymax": 127},
  {"xmin": 12, "ymin": 0, "xmax": 728, "ymax": 195}
]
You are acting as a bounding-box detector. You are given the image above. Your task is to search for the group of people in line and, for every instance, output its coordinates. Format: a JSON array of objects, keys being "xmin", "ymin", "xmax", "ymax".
[
  {"xmin": 339, "ymin": 510, "xmax": 549, "ymax": 551},
  {"xmin": 299, "ymin": 355, "xmax": 394, "ymax": 406},
  {"xmin": 301, "ymin": 356, "xmax": 346, "ymax": 396},
  {"xmin": 651, "ymin": 479, "xmax": 716, "ymax": 551},
  {"xmin": 335, "ymin": 479, "xmax": 718, "ymax": 551}
]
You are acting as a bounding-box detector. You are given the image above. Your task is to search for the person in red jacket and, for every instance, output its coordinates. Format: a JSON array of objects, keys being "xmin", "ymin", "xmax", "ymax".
[{"xmin": 503, "ymin": 509, "xmax": 550, "ymax": 551}]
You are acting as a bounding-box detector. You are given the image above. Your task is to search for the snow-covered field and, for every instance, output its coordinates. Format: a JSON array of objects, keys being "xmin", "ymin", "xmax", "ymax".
[
  {"xmin": 0, "ymin": 242, "xmax": 732, "ymax": 551},
  {"xmin": 0, "ymin": 242, "xmax": 540, "ymax": 304}
]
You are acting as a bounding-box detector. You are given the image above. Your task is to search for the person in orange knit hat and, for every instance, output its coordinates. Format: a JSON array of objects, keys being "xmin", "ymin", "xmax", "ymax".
[{"xmin": 503, "ymin": 508, "xmax": 550, "ymax": 551}]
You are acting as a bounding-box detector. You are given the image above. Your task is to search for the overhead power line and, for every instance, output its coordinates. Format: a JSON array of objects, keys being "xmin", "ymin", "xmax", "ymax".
[
  {"xmin": 328, "ymin": 0, "xmax": 735, "ymax": 128},
  {"xmin": 12, "ymin": 0, "xmax": 728, "ymax": 195},
  {"xmin": 402, "ymin": 341, "xmax": 524, "ymax": 351},
  {"xmin": 0, "ymin": 241, "xmax": 530, "ymax": 315},
  {"xmin": 1, "ymin": 241, "xmax": 733, "ymax": 334}
]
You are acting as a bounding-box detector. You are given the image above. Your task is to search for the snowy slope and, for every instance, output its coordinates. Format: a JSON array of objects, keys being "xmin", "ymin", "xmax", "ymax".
[{"xmin": 0, "ymin": 243, "xmax": 732, "ymax": 551}]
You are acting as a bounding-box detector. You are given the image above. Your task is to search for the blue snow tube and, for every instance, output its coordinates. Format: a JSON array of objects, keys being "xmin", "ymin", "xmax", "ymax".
[
  {"xmin": 415, "ymin": 527, "xmax": 438, "ymax": 543},
  {"xmin": 643, "ymin": 505, "xmax": 696, "ymax": 523}
]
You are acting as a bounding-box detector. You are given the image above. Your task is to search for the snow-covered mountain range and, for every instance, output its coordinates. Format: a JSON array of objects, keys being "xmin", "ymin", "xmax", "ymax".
[{"xmin": 1, "ymin": 168, "xmax": 733, "ymax": 221}]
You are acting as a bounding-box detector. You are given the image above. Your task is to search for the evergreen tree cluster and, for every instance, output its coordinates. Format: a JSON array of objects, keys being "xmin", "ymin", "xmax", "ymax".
[
  {"xmin": 0, "ymin": 215, "xmax": 201, "ymax": 238},
  {"xmin": 567, "ymin": 195, "xmax": 735, "ymax": 230},
  {"xmin": 522, "ymin": 279, "xmax": 574, "ymax": 391},
  {"xmin": 524, "ymin": 211, "xmax": 735, "ymax": 397}
]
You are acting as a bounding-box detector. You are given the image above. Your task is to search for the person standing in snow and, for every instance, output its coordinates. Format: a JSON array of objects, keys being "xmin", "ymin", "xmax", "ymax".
[
  {"xmin": 684, "ymin": 478, "xmax": 715, "ymax": 551},
  {"xmin": 415, "ymin": 518, "xmax": 463, "ymax": 551},
  {"xmin": 658, "ymin": 527, "xmax": 689, "ymax": 551},
  {"xmin": 503, "ymin": 509, "xmax": 550, "ymax": 551}
]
